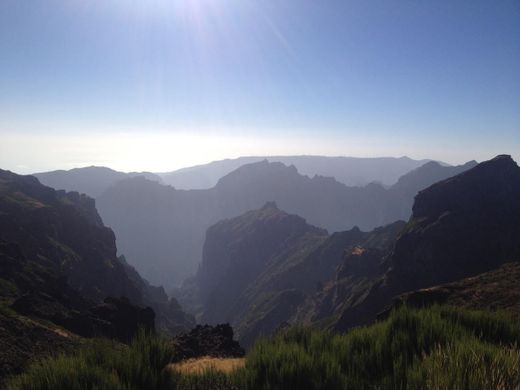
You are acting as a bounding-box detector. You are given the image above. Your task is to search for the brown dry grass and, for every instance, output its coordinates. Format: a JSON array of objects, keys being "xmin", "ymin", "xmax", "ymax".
[{"xmin": 168, "ymin": 356, "xmax": 245, "ymax": 374}]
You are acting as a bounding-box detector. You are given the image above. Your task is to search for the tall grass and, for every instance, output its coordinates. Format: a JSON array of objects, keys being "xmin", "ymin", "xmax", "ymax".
[
  {"xmin": 240, "ymin": 305, "xmax": 520, "ymax": 390},
  {"xmin": 7, "ymin": 329, "xmax": 175, "ymax": 390},
  {"xmin": 7, "ymin": 306, "xmax": 520, "ymax": 390}
]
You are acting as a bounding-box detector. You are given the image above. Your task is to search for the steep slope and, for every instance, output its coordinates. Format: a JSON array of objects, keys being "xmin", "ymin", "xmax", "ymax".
[
  {"xmin": 387, "ymin": 261, "xmax": 520, "ymax": 317},
  {"xmin": 0, "ymin": 171, "xmax": 152, "ymax": 382},
  {"xmin": 34, "ymin": 166, "xmax": 161, "ymax": 198},
  {"xmin": 186, "ymin": 203, "xmax": 328, "ymax": 346},
  {"xmin": 0, "ymin": 170, "xmax": 193, "ymax": 336},
  {"xmin": 98, "ymin": 159, "xmax": 473, "ymax": 288},
  {"xmin": 334, "ymin": 155, "xmax": 520, "ymax": 330},
  {"xmin": 389, "ymin": 154, "xmax": 520, "ymax": 290},
  {"xmin": 292, "ymin": 221, "xmax": 406, "ymax": 327},
  {"xmin": 159, "ymin": 155, "xmax": 435, "ymax": 189},
  {"xmin": 0, "ymin": 169, "xmax": 141, "ymax": 302},
  {"xmin": 181, "ymin": 203, "xmax": 406, "ymax": 347}
]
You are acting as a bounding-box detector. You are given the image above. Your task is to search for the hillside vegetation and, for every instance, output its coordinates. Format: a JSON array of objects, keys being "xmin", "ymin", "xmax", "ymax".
[
  {"xmin": 391, "ymin": 261, "xmax": 520, "ymax": 316},
  {"xmin": 8, "ymin": 305, "xmax": 520, "ymax": 389}
]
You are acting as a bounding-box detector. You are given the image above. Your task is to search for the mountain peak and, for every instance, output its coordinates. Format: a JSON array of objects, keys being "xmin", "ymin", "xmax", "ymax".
[
  {"xmin": 215, "ymin": 161, "xmax": 300, "ymax": 188},
  {"xmin": 491, "ymin": 153, "xmax": 513, "ymax": 161},
  {"xmin": 413, "ymin": 155, "xmax": 520, "ymax": 218},
  {"xmin": 261, "ymin": 201, "xmax": 279, "ymax": 210},
  {"xmin": 392, "ymin": 154, "xmax": 520, "ymax": 290},
  {"xmin": 465, "ymin": 154, "xmax": 517, "ymax": 172}
]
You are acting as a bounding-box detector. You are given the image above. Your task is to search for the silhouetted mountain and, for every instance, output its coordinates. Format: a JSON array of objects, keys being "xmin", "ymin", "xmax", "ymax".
[
  {"xmin": 159, "ymin": 155, "xmax": 436, "ymax": 189},
  {"xmin": 34, "ymin": 166, "xmax": 162, "ymax": 198},
  {"xmin": 333, "ymin": 155, "xmax": 520, "ymax": 331},
  {"xmin": 387, "ymin": 159, "xmax": 477, "ymax": 217},
  {"xmin": 97, "ymin": 159, "xmax": 473, "ymax": 288},
  {"xmin": 180, "ymin": 203, "xmax": 406, "ymax": 347}
]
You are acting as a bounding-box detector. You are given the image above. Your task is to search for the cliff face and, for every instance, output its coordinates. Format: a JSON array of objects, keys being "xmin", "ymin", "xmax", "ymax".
[
  {"xmin": 0, "ymin": 169, "xmax": 193, "ymax": 335},
  {"xmin": 334, "ymin": 155, "xmax": 520, "ymax": 330},
  {"xmin": 389, "ymin": 154, "xmax": 520, "ymax": 291},
  {"xmin": 183, "ymin": 202, "xmax": 329, "ymax": 347},
  {"xmin": 0, "ymin": 169, "xmax": 141, "ymax": 302}
]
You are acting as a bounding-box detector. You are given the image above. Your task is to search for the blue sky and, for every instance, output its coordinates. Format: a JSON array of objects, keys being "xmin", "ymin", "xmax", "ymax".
[{"xmin": 0, "ymin": 0, "xmax": 519, "ymax": 172}]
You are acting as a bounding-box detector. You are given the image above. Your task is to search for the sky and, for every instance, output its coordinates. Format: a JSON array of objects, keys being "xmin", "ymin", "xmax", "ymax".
[{"xmin": 0, "ymin": 0, "xmax": 519, "ymax": 173}]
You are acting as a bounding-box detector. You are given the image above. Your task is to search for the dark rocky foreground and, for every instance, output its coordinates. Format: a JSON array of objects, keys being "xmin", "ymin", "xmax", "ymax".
[{"xmin": 173, "ymin": 324, "xmax": 245, "ymax": 360}]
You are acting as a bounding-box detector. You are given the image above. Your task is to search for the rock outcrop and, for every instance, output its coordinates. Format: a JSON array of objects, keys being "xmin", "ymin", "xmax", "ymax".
[{"xmin": 173, "ymin": 324, "xmax": 245, "ymax": 360}]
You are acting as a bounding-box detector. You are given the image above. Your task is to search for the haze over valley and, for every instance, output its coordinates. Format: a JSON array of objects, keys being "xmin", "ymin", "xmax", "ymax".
[{"xmin": 34, "ymin": 156, "xmax": 476, "ymax": 288}]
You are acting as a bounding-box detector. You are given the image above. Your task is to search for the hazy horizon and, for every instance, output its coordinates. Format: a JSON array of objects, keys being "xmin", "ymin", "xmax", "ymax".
[
  {"xmin": 3, "ymin": 152, "xmax": 504, "ymax": 176},
  {"xmin": 1, "ymin": 0, "xmax": 519, "ymax": 173}
]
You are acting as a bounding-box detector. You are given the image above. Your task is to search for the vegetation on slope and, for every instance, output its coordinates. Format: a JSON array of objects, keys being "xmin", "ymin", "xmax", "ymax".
[
  {"xmin": 8, "ymin": 305, "xmax": 520, "ymax": 389},
  {"xmin": 392, "ymin": 261, "xmax": 520, "ymax": 317}
]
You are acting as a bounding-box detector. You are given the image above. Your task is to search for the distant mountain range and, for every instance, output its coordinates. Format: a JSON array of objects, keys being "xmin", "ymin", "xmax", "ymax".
[
  {"xmin": 34, "ymin": 166, "xmax": 162, "ymax": 198},
  {"xmin": 34, "ymin": 155, "xmax": 438, "ymax": 197},
  {"xmin": 180, "ymin": 155, "xmax": 520, "ymax": 345},
  {"xmin": 96, "ymin": 159, "xmax": 475, "ymax": 288},
  {"xmin": 158, "ymin": 155, "xmax": 437, "ymax": 189}
]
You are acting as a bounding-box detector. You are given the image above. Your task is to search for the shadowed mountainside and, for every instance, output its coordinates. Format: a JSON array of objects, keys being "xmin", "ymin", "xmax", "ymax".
[
  {"xmin": 386, "ymin": 261, "xmax": 520, "ymax": 317},
  {"xmin": 0, "ymin": 169, "xmax": 141, "ymax": 302},
  {"xmin": 181, "ymin": 155, "xmax": 520, "ymax": 347},
  {"xmin": 333, "ymin": 155, "xmax": 520, "ymax": 331},
  {"xmin": 0, "ymin": 169, "xmax": 194, "ymax": 341},
  {"xmin": 180, "ymin": 202, "xmax": 405, "ymax": 347},
  {"xmin": 97, "ymin": 159, "xmax": 475, "ymax": 288}
]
